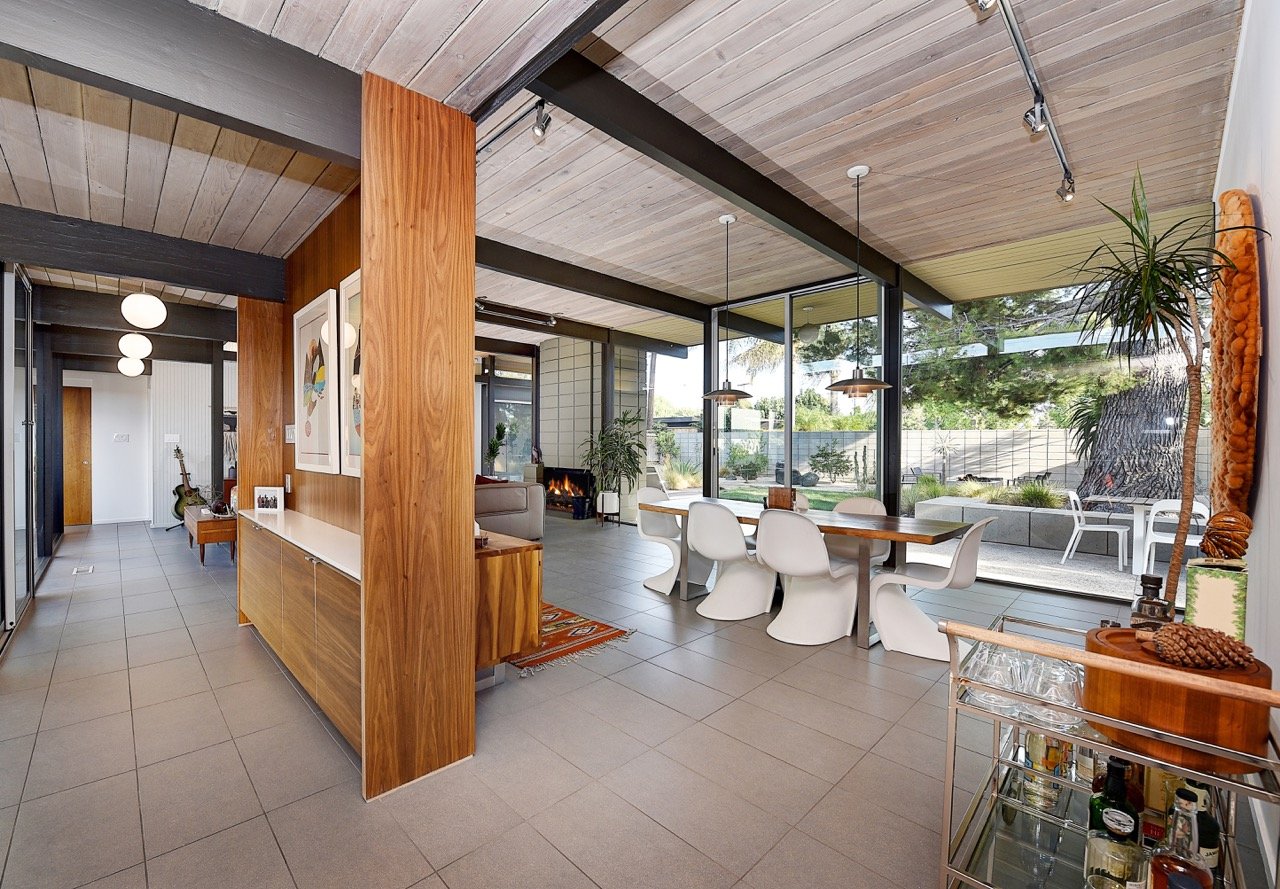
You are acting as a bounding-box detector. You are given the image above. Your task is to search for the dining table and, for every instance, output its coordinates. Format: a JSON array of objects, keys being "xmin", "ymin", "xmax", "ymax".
[{"xmin": 638, "ymin": 497, "xmax": 971, "ymax": 649}]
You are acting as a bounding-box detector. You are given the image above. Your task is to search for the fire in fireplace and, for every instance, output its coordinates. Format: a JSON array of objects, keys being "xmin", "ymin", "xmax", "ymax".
[{"xmin": 543, "ymin": 467, "xmax": 595, "ymax": 520}]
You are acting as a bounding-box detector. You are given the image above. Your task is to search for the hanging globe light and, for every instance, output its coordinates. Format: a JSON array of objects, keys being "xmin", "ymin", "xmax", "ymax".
[
  {"xmin": 120, "ymin": 291, "xmax": 167, "ymax": 329},
  {"xmin": 119, "ymin": 332, "xmax": 153, "ymax": 359},
  {"xmin": 117, "ymin": 357, "xmax": 145, "ymax": 377}
]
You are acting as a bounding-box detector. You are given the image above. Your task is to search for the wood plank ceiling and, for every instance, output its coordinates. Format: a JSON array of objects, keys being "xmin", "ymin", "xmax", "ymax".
[{"xmin": 1, "ymin": 0, "xmax": 1245, "ymax": 344}]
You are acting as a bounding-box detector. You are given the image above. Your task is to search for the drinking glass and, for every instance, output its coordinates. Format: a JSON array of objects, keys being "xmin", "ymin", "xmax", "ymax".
[
  {"xmin": 1014, "ymin": 811, "xmax": 1061, "ymax": 889},
  {"xmin": 1020, "ymin": 656, "xmax": 1084, "ymax": 729},
  {"xmin": 962, "ymin": 643, "xmax": 1024, "ymax": 715}
]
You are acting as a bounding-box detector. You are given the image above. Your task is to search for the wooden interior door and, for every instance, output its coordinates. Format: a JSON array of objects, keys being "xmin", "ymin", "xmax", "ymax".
[{"xmin": 62, "ymin": 387, "xmax": 92, "ymax": 525}]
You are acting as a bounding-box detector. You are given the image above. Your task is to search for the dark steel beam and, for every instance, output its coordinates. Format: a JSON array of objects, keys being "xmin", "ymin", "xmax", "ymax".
[
  {"xmin": 477, "ymin": 237, "xmax": 707, "ymax": 322},
  {"xmin": 469, "ymin": 0, "xmax": 632, "ymax": 124},
  {"xmin": 1, "ymin": 205, "xmax": 284, "ymax": 301},
  {"xmin": 475, "ymin": 304, "xmax": 687, "ymax": 358},
  {"xmin": 722, "ymin": 311, "xmax": 784, "ymax": 344},
  {"xmin": 702, "ymin": 318, "xmax": 715, "ymax": 497},
  {"xmin": 880, "ymin": 285, "xmax": 904, "ymax": 526},
  {"xmin": 531, "ymin": 52, "xmax": 953, "ymax": 319},
  {"xmin": 0, "ymin": 0, "xmax": 361, "ymax": 166},
  {"xmin": 34, "ymin": 286, "xmax": 237, "ymax": 342},
  {"xmin": 475, "ymin": 336, "xmax": 536, "ymax": 358},
  {"xmin": 60, "ymin": 355, "xmax": 152, "ymax": 375},
  {"xmin": 49, "ymin": 326, "xmax": 223, "ymax": 363},
  {"xmin": 211, "ymin": 350, "xmax": 225, "ymax": 496}
]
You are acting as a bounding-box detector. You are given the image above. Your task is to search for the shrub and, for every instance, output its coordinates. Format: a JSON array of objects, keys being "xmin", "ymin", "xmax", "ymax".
[
  {"xmin": 654, "ymin": 424, "xmax": 679, "ymax": 462},
  {"xmin": 1015, "ymin": 481, "xmax": 1066, "ymax": 508},
  {"xmin": 660, "ymin": 459, "xmax": 702, "ymax": 490},
  {"xmin": 914, "ymin": 474, "xmax": 948, "ymax": 501},
  {"xmin": 808, "ymin": 441, "xmax": 853, "ymax": 483}
]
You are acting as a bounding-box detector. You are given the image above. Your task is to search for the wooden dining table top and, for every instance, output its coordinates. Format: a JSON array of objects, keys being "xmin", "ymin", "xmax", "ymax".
[{"xmin": 639, "ymin": 497, "xmax": 970, "ymax": 545}]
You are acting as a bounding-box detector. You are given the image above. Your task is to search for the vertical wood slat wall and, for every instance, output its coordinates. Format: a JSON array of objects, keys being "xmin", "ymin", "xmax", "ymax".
[
  {"xmin": 236, "ymin": 298, "xmax": 284, "ymax": 528},
  {"xmin": 149, "ymin": 361, "xmax": 212, "ymax": 526},
  {"xmin": 361, "ymin": 73, "xmax": 477, "ymax": 798}
]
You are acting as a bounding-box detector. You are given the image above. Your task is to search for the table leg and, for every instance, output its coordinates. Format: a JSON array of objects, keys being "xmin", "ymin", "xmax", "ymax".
[
  {"xmin": 678, "ymin": 525, "xmax": 691, "ymax": 601},
  {"xmin": 230, "ymin": 541, "xmax": 236, "ymax": 561},
  {"xmin": 187, "ymin": 531, "xmax": 193, "ymax": 549},
  {"xmin": 198, "ymin": 542, "xmax": 206, "ymax": 565},
  {"xmin": 856, "ymin": 540, "xmax": 873, "ymax": 649},
  {"xmin": 1130, "ymin": 506, "xmax": 1148, "ymax": 576}
]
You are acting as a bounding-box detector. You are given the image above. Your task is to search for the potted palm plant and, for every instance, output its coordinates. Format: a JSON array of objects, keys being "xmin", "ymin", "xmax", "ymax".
[
  {"xmin": 581, "ymin": 410, "xmax": 646, "ymax": 520},
  {"xmin": 1075, "ymin": 170, "xmax": 1248, "ymax": 603}
]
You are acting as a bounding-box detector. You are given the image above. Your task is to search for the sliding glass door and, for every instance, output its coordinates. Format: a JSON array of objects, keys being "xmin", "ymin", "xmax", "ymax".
[{"xmin": 3, "ymin": 264, "xmax": 35, "ymax": 630}]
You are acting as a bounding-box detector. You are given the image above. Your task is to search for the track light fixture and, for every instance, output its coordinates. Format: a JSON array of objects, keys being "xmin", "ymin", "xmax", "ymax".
[
  {"xmin": 974, "ymin": 0, "xmax": 997, "ymax": 9},
  {"xmin": 1022, "ymin": 94, "xmax": 1047, "ymax": 133},
  {"xmin": 531, "ymin": 100, "xmax": 551, "ymax": 139},
  {"xmin": 1056, "ymin": 175, "xmax": 1075, "ymax": 203},
  {"xmin": 475, "ymin": 299, "xmax": 558, "ymax": 329}
]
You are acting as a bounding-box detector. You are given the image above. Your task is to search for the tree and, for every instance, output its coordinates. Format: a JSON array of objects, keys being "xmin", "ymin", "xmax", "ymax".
[{"xmin": 809, "ymin": 441, "xmax": 853, "ymax": 483}]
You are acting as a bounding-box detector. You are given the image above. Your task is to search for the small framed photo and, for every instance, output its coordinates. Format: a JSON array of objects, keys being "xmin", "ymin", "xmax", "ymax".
[
  {"xmin": 293, "ymin": 288, "xmax": 340, "ymax": 474},
  {"xmin": 338, "ymin": 268, "xmax": 363, "ymax": 478},
  {"xmin": 253, "ymin": 486, "xmax": 284, "ymax": 514}
]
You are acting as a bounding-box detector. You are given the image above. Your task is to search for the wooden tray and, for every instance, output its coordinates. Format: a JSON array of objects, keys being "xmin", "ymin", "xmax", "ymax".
[{"xmin": 1083, "ymin": 627, "xmax": 1271, "ymax": 774}]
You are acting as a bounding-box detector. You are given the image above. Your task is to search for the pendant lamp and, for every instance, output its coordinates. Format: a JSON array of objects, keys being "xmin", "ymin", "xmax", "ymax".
[
  {"xmin": 703, "ymin": 214, "xmax": 752, "ymax": 405},
  {"xmin": 828, "ymin": 165, "xmax": 891, "ymax": 397},
  {"xmin": 795, "ymin": 306, "xmax": 821, "ymax": 345},
  {"xmin": 120, "ymin": 290, "xmax": 167, "ymax": 329}
]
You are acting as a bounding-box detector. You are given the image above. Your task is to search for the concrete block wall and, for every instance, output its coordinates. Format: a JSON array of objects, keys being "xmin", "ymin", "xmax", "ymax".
[{"xmin": 538, "ymin": 338, "xmax": 599, "ymax": 469}]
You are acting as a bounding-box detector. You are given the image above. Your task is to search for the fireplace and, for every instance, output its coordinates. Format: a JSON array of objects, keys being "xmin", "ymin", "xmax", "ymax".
[{"xmin": 544, "ymin": 467, "xmax": 595, "ymax": 519}]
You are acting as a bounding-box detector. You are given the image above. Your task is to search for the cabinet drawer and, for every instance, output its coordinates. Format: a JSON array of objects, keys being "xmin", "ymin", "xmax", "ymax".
[
  {"xmin": 315, "ymin": 561, "xmax": 361, "ymax": 753},
  {"xmin": 238, "ymin": 517, "xmax": 282, "ymax": 649},
  {"xmin": 280, "ymin": 540, "xmax": 318, "ymax": 698}
]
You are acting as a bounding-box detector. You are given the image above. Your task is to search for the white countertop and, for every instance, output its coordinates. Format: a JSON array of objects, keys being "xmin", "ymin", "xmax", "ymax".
[{"xmin": 238, "ymin": 509, "xmax": 362, "ymax": 581}]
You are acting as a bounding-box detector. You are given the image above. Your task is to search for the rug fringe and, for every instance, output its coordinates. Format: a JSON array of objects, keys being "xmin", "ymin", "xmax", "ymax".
[{"xmin": 516, "ymin": 629, "xmax": 636, "ymax": 677}]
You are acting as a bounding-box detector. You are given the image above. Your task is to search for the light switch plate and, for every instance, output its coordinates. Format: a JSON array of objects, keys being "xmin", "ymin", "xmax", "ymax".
[
  {"xmin": 113, "ymin": 433, "xmax": 129, "ymax": 443},
  {"xmin": 164, "ymin": 433, "xmax": 179, "ymax": 444},
  {"xmin": 284, "ymin": 424, "xmax": 296, "ymax": 444}
]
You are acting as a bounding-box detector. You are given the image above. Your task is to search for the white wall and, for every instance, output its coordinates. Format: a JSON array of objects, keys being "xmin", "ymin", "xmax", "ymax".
[
  {"xmin": 149, "ymin": 361, "xmax": 212, "ymax": 528},
  {"xmin": 1213, "ymin": 0, "xmax": 1280, "ymax": 867},
  {"xmin": 62, "ymin": 371, "xmax": 152, "ymax": 525}
]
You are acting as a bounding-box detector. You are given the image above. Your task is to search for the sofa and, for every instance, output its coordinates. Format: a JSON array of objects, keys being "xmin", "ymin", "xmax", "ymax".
[{"xmin": 475, "ymin": 481, "xmax": 545, "ymax": 540}]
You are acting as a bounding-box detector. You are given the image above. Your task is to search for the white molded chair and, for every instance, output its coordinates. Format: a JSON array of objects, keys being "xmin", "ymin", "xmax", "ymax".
[
  {"xmin": 869, "ymin": 517, "xmax": 995, "ymax": 661},
  {"xmin": 1143, "ymin": 499, "xmax": 1209, "ymax": 573},
  {"xmin": 756, "ymin": 509, "xmax": 858, "ymax": 645},
  {"xmin": 825, "ymin": 496, "xmax": 891, "ymax": 566},
  {"xmin": 688, "ymin": 501, "xmax": 777, "ymax": 621},
  {"xmin": 743, "ymin": 493, "xmax": 807, "ymax": 548},
  {"xmin": 637, "ymin": 487, "xmax": 710, "ymax": 594},
  {"xmin": 1061, "ymin": 491, "xmax": 1129, "ymax": 570}
]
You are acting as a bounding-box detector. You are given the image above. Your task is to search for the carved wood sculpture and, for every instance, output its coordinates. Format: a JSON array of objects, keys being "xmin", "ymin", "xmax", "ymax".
[{"xmin": 1209, "ymin": 189, "xmax": 1262, "ymax": 514}]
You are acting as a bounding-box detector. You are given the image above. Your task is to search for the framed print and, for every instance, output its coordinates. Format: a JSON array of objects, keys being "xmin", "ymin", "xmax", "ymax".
[
  {"xmin": 293, "ymin": 289, "xmax": 340, "ymax": 473},
  {"xmin": 339, "ymin": 269, "xmax": 363, "ymax": 478},
  {"xmin": 253, "ymin": 486, "xmax": 284, "ymax": 513}
]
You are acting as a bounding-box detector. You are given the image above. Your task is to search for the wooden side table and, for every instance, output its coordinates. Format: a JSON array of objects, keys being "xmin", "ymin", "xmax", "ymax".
[
  {"xmin": 184, "ymin": 505, "xmax": 238, "ymax": 565},
  {"xmin": 474, "ymin": 531, "xmax": 543, "ymax": 669}
]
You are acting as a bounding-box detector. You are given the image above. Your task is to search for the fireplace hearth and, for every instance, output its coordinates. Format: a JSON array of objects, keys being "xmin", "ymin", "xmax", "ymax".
[{"xmin": 543, "ymin": 467, "xmax": 595, "ymax": 519}]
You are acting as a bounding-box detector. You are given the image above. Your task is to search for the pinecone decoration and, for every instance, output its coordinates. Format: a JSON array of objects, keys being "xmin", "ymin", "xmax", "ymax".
[
  {"xmin": 1152, "ymin": 622, "xmax": 1254, "ymax": 670},
  {"xmin": 1200, "ymin": 509, "xmax": 1252, "ymax": 560}
]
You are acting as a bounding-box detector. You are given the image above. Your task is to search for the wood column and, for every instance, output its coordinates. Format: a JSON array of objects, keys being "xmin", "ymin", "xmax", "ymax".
[
  {"xmin": 236, "ymin": 299, "xmax": 284, "ymax": 508},
  {"xmin": 360, "ymin": 73, "xmax": 477, "ymax": 798},
  {"xmin": 211, "ymin": 348, "xmax": 224, "ymax": 497}
]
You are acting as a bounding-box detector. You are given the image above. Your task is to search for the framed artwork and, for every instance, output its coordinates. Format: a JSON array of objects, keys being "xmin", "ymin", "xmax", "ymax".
[
  {"xmin": 339, "ymin": 269, "xmax": 363, "ymax": 478},
  {"xmin": 253, "ymin": 486, "xmax": 284, "ymax": 513},
  {"xmin": 293, "ymin": 289, "xmax": 340, "ymax": 473}
]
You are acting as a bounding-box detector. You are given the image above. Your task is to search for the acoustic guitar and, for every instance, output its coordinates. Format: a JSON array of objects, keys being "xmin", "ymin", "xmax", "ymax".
[{"xmin": 172, "ymin": 446, "xmax": 208, "ymax": 520}]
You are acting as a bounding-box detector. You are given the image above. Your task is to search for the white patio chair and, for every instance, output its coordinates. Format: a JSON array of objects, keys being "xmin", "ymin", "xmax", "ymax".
[
  {"xmin": 825, "ymin": 496, "xmax": 891, "ymax": 566},
  {"xmin": 1060, "ymin": 491, "xmax": 1129, "ymax": 571},
  {"xmin": 868, "ymin": 517, "xmax": 995, "ymax": 661},
  {"xmin": 688, "ymin": 501, "xmax": 776, "ymax": 621},
  {"xmin": 637, "ymin": 486, "xmax": 710, "ymax": 594},
  {"xmin": 1143, "ymin": 499, "xmax": 1209, "ymax": 573},
  {"xmin": 755, "ymin": 509, "xmax": 858, "ymax": 645}
]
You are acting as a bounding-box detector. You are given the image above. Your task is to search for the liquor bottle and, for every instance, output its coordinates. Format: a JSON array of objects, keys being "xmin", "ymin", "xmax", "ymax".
[
  {"xmin": 1185, "ymin": 781, "xmax": 1222, "ymax": 875},
  {"xmin": 1089, "ymin": 756, "xmax": 1141, "ymax": 843},
  {"xmin": 1150, "ymin": 789, "xmax": 1214, "ymax": 889}
]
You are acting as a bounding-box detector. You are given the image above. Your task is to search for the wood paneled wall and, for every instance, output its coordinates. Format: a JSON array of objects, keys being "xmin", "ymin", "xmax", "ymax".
[
  {"xmin": 283, "ymin": 189, "xmax": 362, "ymax": 533},
  {"xmin": 236, "ymin": 298, "xmax": 284, "ymax": 505},
  {"xmin": 360, "ymin": 74, "xmax": 477, "ymax": 798}
]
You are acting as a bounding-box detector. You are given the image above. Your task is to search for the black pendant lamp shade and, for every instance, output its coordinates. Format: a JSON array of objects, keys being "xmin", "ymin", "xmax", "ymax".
[
  {"xmin": 703, "ymin": 214, "xmax": 752, "ymax": 405},
  {"xmin": 828, "ymin": 165, "xmax": 891, "ymax": 397}
]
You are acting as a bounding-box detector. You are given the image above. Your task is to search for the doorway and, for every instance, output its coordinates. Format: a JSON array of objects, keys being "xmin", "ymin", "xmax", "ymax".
[{"xmin": 62, "ymin": 387, "xmax": 92, "ymax": 526}]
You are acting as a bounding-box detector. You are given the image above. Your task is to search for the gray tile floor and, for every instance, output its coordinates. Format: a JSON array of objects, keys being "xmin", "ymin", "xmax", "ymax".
[{"xmin": 0, "ymin": 515, "xmax": 1151, "ymax": 888}]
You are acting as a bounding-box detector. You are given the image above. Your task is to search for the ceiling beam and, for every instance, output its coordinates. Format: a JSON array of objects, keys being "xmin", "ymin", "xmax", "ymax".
[
  {"xmin": 476, "ymin": 303, "xmax": 687, "ymax": 358},
  {"xmin": 34, "ymin": 286, "xmax": 236, "ymax": 342},
  {"xmin": 47, "ymin": 325, "xmax": 226, "ymax": 363},
  {"xmin": 0, "ymin": 0, "xmax": 360, "ymax": 167},
  {"xmin": 531, "ymin": 52, "xmax": 952, "ymax": 319},
  {"xmin": 475, "ymin": 336, "xmax": 537, "ymax": 358},
  {"xmin": 1, "ymin": 205, "xmax": 283, "ymax": 301},
  {"xmin": 469, "ymin": 0, "xmax": 631, "ymax": 124},
  {"xmin": 60, "ymin": 355, "xmax": 152, "ymax": 375},
  {"xmin": 477, "ymin": 237, "xmax": 708, "ymax": 322}
]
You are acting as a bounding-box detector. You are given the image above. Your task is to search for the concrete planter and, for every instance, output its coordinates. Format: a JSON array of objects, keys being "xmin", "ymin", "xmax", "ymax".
[{"xmin": 915, "ymin": 497, "xmax": 1129, "ymax": 557}]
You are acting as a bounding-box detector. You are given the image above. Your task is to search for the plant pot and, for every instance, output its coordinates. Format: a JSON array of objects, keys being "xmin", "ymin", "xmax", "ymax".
[
  {"xmin": 570, "ymin": 496, "xmax": 591, "ymax": 521},
  {"xmin": 1082, "ymin": 627, "xmax": 1270, "ymax": 773},
  {"xmin": 596, "ymin": 492, "xmax": 619, "ymax": 515}
]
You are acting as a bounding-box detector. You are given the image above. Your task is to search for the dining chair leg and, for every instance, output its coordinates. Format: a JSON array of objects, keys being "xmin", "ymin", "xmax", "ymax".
[
  {"xmin": 678, "ymin": 525, "xmax": 691, "ymax": 600},
  {"xmin": 1060, "ymin": 528, "xmax": 1081, "ymax": 565}
]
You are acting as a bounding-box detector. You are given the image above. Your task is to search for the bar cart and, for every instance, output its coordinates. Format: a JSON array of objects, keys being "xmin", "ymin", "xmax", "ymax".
[{"xmin": 939, "ymin": 616, "xmax": 1280, "ymax": 889}]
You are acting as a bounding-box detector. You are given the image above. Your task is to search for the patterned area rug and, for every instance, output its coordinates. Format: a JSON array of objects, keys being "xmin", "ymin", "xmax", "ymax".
[{"xmin": 509, "ymin": 604, "xmax": 633, "ymax": 676}]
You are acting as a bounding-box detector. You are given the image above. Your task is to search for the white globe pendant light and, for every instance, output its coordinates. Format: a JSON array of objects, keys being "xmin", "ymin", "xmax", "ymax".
[
  {"xmin": 119, "ymin": 333, "xmax": 153, "ymax": 359},
  {"xmin": 117, "ymin": 357, "xmax": 145, "ymax": 377},
  {"xmin": 120, "ymin": 291, "xmax": 167, "ymax": 329}
]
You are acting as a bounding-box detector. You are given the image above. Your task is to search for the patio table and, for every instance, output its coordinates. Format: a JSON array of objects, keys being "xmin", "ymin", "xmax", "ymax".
[
  {"xmin": 638, "ymin": 497, "xmax": 969, "ymax": 649},
  {"xmin": 1082, "ymin": 495, "xmax": 1158, "ymax": 577}
]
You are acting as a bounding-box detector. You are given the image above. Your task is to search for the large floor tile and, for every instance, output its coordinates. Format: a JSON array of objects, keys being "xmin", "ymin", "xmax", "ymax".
[
  {"xmin": 268, "ymin": 781, "xmax": 432, "ymax": 889},
  {"xmin": 0, "ymin": 652, "xmax": 55, "ymax": 695},
  {"xmin": 743, "ymin": 828, "xmax": 901, "ymax": 889},
  {"xmin": 146, "ymin": 816, "xmax": 296, "ymax": 889},
  {"xmin": 3, "ymin": 772, "xmax": 143, "ymax": 889},
  {"xmin": 0, "ymin": 733, "xmax": 36, "ymax": 807},
  {"xmin": 799, "ymin": 786, "xmax": 941, "ymax": 888},
  {"xmin": 439, "ymin": 822, "xmax": 595, "ymax": 889},
  {"xmin": 503, "ymin": 697, "xmax": 647, "ymax": 778},
  {"xmin": 58, "ymin": 616, "xmax": 126, "ymax": 650},
  {"xmin": 234, "ymin": 717, "xmax": 356, "ymax": 811},
  {"xmin": 51, "ymin": 639, "xmax": 128, "ymax": 684},
  {"xmin": 0, "ymin": 687, "xmax": 47, "ymax": 742},
  {"xmin": 39, "ymin": 669, "xmax": 131, "ymax": 730},
  {"xmin": 703, "ymin": 699, "xmax": 865, "ymax": 783},
  {"xmin": 651, "ymin": 646, "xmax": 769, "ymax": 696},
  {"xmin": 139, "ymin": 740, "xmax": 263, "ymax": 857},
  {"xmin": 564, "ymin": 677, "xmax": 694, "ymax": 746},
  {"xmin": 198, "ymin": 635, "xmax": 281, "ymax": 687},
  {"xmin": 133, "ymin": 690, "xmax": 231, "ymax": 767},
  {"xmin": 125, "ymin": 607, "xmax": 187, "ymax": 637},
  {"xmin": 214, "ymin": 672, "xmax": 314, "ymax": 737},
  {"xmin": 129, "ymin": 653, "xmax": 212, "ymax": 709},
  {"xmin": 742, "ymin": 680, "xmax": 893, "ymax": 750},
  {"xmin": 126, "ymin": 627, "xmax": 197, "ymax": 668},
  {"xmin": 469, "ymin": 719, "xmax": 592, "ymax": 818},
  {"xmin": 610, "ymin": 661, "xmax": 732, "ymax": 720},
  {"xmin": 24, "ymin": 710, "xmax": 135, "ymax": 800}
]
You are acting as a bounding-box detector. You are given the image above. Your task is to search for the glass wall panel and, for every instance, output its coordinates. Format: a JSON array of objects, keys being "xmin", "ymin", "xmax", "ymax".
[{"xmin": 644, "ymin": 322, "xmax": 706, "ymax": 499}]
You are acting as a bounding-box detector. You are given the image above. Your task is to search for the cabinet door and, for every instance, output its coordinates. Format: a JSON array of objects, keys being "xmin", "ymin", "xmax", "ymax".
[
  {"xmin": 315, "ymin": 562, "xmax": 361, "ymax": 753},
  {"xmin": 238, "ymin": 518, "xmax": 282, "ymax": 649},
  {"xmin": 475, "ymin": 548, "xmax": 543, "ymax": 668},
  {"xmin": 280, "ymin": 540, "xmax": 318, "ymax": 698}
]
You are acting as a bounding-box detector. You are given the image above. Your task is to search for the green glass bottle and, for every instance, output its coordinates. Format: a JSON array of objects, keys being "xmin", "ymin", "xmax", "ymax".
[{"xmin": 1089, "ymin": 756, "xmax": 1141, "ymax": 843}]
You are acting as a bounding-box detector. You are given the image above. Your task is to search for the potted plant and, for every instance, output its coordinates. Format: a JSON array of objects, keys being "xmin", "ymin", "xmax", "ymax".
[
  {"xmin": 581, "ymin": 410, "xmax": 646, "ymax": 520},
  {"xmin": 1075, "ymin": 170, "xmax": 1254, "ymax": 603},
  {"xmin": 483, "ymin": 423, "xmax": 506, "ymax": 476}
]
